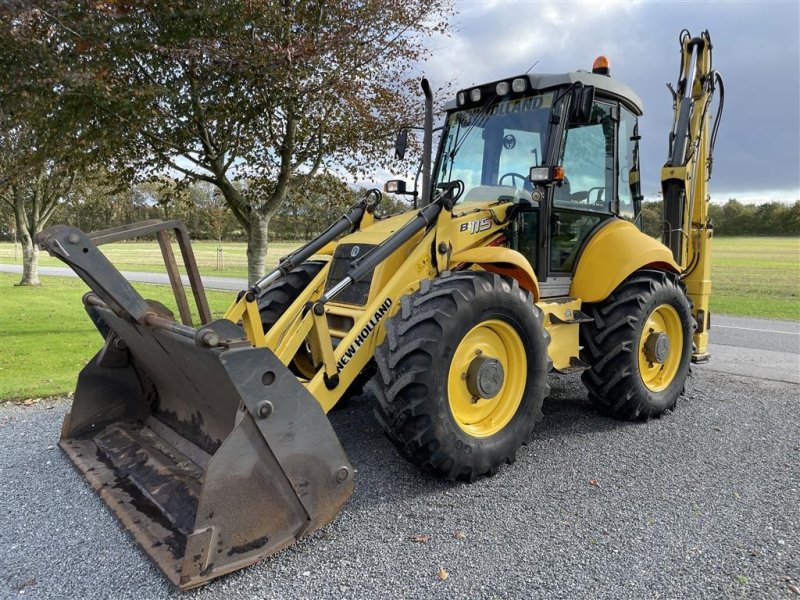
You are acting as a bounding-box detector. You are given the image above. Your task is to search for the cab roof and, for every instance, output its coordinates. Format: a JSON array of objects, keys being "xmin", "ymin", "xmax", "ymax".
[{"xmin": 445, "ymin": 71, "xmax": 644, "ymax": 116}]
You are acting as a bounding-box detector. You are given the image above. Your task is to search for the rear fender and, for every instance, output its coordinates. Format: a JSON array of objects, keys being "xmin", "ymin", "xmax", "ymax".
[{"xmin": 571, "ymin": 220, "xmax": 679, "ymax": 303}]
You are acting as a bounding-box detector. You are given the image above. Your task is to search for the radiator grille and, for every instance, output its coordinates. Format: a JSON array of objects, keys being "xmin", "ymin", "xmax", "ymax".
[{"xmin": 324, "ymin": 243, "xmax": 377, "ymax": 305}]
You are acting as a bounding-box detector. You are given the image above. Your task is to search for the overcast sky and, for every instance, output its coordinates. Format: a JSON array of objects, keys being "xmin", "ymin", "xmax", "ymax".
[{"xmin": 396, "ymin": 0, "xmax": 800, "ymax": 204}]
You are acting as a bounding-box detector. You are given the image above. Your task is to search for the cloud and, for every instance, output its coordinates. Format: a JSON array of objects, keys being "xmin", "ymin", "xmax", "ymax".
[{"xmin": 395, "ymin": 0, "xmax": 800, "ymax": 203}]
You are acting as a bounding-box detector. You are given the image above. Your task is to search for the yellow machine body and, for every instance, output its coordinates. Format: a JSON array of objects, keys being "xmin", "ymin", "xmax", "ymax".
[
  {"xmin": 571, "ymin": 220, "xmax": 679, "ymax": 303},
  {"xmin": 224, "ymin": 196, "xmax": 688, "ymax": 412}
]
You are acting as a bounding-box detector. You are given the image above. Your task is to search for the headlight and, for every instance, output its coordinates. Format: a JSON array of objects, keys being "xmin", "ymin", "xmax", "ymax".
[{"xmin": 512, "ymin": 78, "xmax": 527, "ymax": 93}]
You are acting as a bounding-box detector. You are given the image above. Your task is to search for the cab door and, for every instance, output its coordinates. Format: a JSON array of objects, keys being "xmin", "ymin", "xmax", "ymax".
[{"xmin": 540, "ymin": 100, "xmax": 617, "ymax": 296}]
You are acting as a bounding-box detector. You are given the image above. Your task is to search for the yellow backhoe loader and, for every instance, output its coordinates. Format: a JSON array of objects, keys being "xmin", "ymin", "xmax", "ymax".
[{"xmin": 37, "ymin": 29, "xmax": 723, "ymax": 589}]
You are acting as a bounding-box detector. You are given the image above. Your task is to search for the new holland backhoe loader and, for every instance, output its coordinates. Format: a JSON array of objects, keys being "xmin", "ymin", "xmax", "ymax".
[{"xmin": 37, "ymin": 29, "xmax": 723, "ymax": 589}]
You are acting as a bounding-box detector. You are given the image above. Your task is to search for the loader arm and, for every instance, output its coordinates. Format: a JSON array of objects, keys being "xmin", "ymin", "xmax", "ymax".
[{"xmin": 661, "ymin": 29, "xmax": 725, "ymax": 360}]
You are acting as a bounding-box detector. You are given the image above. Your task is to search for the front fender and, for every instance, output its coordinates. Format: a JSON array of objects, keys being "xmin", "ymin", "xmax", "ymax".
[
  {"xmin": 571, "ymin": 220, "xmax": 679, "ymax": 303},
  {"xmin": 450, "ymin": 247, "xmax": 539, "ymax": 300}
]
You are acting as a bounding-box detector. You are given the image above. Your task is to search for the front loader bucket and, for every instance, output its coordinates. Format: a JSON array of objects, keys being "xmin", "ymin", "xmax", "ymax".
[{"xmin": 37, "ymin": 222, "xmax": 354, "ymax": 590}]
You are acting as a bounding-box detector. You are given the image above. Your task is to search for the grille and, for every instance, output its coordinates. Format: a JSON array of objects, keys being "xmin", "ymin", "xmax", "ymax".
[{"xmin": 325, "ymin": 243, "xmax": 377, "ymax": 306}]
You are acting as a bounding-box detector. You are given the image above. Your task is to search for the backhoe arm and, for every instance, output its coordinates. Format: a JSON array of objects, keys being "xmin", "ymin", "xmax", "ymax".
[{"xmin": 661, "ymin": 29, "xmax": 724, "ymax": 361}]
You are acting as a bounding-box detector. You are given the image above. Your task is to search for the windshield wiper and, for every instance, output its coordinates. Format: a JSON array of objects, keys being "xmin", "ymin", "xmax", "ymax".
[{"xmin": 449, "ymin": 92, "xmax": 498, "ymax": 162}]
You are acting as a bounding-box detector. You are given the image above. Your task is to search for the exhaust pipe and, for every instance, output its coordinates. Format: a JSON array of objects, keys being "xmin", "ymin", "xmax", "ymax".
[{"xmin": 421, "ymin": 78, "xmax": 434, "ymax": 206}]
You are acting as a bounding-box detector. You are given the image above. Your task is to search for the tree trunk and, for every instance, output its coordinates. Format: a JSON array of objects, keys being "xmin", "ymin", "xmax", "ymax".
[
  {"xmin": 13, "ymin": 200, "xmax": 40, "ymax": 286},
  {"xmin": 212, "ymin": 172, "xmax": 280, "ymax": 286},
  {"xmin": 17, "ymin": 228, "xmax": 40, "ymax": 286},
  {"xmin": 246, "ymin": 213, "xmax": 270, "ymax": 286}
]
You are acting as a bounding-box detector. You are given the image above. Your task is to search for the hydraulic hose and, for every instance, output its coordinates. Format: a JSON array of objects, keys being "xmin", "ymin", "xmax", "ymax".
[
  {"xmin": 320, "ymin": 199, "xmax": 443, "ymax": 303},
  {"xmin": 253, "ymin": 191, "xmax": 379, "ymax": 293}
]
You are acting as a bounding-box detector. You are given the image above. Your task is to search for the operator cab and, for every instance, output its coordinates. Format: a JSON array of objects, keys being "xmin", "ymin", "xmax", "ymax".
[{"xmin": 434, "ymin": 65, "xmax": 644, "ymax": 296}]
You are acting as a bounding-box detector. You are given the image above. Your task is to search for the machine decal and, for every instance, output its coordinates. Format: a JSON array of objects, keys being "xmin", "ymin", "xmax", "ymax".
[
  {"xmin": 460, "ymin": 217, "xmax": 492, "ymax": 234},
  {"xmin": 336, "ymin": 298, "xmax": 393, "ymax": 371}
]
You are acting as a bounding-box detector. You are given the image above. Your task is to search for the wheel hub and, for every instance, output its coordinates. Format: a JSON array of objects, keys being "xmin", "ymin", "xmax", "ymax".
[
  {"xmin": 466, "ymin": 355, "xmax": 505, "ymax": 400},
  {"xmin": 643, "ymin": 331, "xmax": 670, "ymax": 364}
]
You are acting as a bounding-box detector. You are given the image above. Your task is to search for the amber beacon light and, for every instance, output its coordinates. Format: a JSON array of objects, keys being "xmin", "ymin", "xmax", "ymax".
[{"xmin": 592, "ymin": 55, "xmax": 610, "ymax": 76}]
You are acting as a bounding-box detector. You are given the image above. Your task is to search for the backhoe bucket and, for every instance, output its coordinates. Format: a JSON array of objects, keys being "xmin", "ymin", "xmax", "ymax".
[{"xmin": 37, "ymin": 223, "xmax": 354, "ymax": 590}]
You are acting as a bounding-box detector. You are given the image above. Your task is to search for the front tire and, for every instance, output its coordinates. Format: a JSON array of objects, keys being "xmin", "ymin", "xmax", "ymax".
[
  {"xmin": 258, "ymin": 261, "xmax": 325, "ymax": 378},
  {"xmin": 580, "ymin": 269, "xmax": 693, "ymax": 420},
  {"xmin": 372, "ymin": 272, "xmax": 550, "ymax": 482}
]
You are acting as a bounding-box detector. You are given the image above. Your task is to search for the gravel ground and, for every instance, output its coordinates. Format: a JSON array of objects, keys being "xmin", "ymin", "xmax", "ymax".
[{"xmin": 1, "ymin": 369, "xmax": 798, "ymax": 600}]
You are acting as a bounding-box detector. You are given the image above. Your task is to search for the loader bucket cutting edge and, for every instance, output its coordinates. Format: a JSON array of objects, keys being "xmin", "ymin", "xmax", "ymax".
[{"xmin": 60, "ymin": 304, "xmax": 354, "ymax": 590}]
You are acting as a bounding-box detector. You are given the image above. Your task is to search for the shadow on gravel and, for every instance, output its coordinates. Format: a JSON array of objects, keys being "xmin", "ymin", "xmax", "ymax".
[
  {"xmin": 322, "ymin": 372, "xmax": 637, "ymax": 509},
  {"xmin": 325, "ymin": 393, "xmax": 462, "ymax": 508},
  {"xmin": 536, "ymin": 373, "xmax": 639, "ymax": 442}
]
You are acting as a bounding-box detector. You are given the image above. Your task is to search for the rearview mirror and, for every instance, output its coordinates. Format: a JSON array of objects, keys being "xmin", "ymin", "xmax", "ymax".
[
  {"xmin": 569, "ymin": 84, "xmax": 595, "ymax": 125},
  {"xmin": 394, "ymin": 129, "xmax": 408, "ymax": 160}
]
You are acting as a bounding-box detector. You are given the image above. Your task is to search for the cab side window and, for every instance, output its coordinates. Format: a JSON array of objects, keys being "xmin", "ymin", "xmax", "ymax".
[
  {"xmin": 556, "ymin": 102, "xmax": 614, "ymax": 210},
  {"xmin": 618, "ymin": 107, "xmax": 641, "ymax": 220}
]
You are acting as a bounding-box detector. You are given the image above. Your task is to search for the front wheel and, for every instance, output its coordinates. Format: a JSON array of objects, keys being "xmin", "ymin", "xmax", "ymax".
[
  {"xmin": 580, "ymin": 269, "xmax": 694, "ymax": 420},
  {"xmin": 371, "ymin": 272, "xmax": 550, "ymax": 482}
]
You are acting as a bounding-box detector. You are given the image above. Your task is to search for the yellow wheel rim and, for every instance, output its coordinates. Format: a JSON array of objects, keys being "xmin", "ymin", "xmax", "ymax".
[
  {"xmin": 292, "ymin": 347, "xmax": 317, "ymax": 380},
  {"xmin": 638, "ymin": 304, "xmax": 683, "ymax": 392},
  {"xmin": 447, "ymin": 319, "xmax": 527, "ymax": 438}
]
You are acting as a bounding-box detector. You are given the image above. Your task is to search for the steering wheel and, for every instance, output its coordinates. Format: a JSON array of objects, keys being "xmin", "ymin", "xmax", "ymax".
[{"xmin": 499, "ymin": 172, "xmax": 532, "ymax": 192}]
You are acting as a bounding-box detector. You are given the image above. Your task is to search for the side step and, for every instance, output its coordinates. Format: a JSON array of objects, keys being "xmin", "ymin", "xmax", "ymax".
[
  {"xmin": 548, "ymin": 309, "xmax": 593, "ymax": 325},
  {"xmin": 539, "ymin": 297, "xmax": 593, "ymax": 373},
  {"xmin": 554, "ymin": 356, "xmax": 591, "ymax": 375}
]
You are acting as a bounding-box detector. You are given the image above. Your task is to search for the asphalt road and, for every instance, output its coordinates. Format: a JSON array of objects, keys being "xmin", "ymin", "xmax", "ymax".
[
  {"xmin": 0, "ymin": 264, "xmax": 246, "ymax": 293},
  {"xmin": 1, "ymin": 264, "xmax": 798, "ymax": 598},
  {"xmin": 702, "ymin": 315, "xmax": 800, "ymax": 385}
]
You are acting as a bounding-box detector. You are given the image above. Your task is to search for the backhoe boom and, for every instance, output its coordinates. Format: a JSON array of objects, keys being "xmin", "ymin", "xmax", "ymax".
[{"xmin": 661, "ymin": 29, "xmax": 725, "ymax": 360}]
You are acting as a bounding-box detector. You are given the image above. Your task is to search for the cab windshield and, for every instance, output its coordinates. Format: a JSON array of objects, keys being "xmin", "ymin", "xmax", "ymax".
[{"xmin": 435, "ymin": 91, "xmax": 556, "ymax": 204}]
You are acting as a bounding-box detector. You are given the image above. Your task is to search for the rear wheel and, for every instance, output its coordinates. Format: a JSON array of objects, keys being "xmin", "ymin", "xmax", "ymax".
[
  {"xmin": 580, "ymin": 269, "xmax": 693, "ymax": 419},
  {"xmin": 371, "ymin": 271, "xmax": 550, "ymax": 482},
  {"xmin": 258, "ymin": 261, "xmax": 325, "ymax": 378}
]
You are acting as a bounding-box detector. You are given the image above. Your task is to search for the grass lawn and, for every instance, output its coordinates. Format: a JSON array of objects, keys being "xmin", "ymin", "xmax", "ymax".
[
  {"xmin": 710, "ymin": 237, "xmax": 799, "ymax": 321},
  {"xmin": 0, "ymin": 239, "xmax": 302, "ymax": 280},
  {"xmin": 0, "ymin": 235, "xmax": 797, "ymax": 400},
  {"xmin": 0, "ymin": 273, "xmax": 234, "ymax": 400}
]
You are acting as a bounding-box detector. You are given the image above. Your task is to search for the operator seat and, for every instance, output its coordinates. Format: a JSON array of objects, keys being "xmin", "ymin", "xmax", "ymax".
[{"xmin": 553, "ymin": 177, "xmax": 571, "ymax": 203}]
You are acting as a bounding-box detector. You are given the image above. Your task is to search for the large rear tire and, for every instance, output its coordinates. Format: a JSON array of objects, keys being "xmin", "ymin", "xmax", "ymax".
[
  {"xmin": 371, "ymin": 271, "xmax": 550, "ymax": 482},
  {"xmin": 258, "ymin": 261, "xmax": 326, "ymax": 378},
  {"xmin": 580, "ymin": 269, "xmax": 693, "ymax": 420}
]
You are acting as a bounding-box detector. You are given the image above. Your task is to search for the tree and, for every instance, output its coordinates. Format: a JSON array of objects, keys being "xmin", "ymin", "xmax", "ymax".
[
  {"xmin": 3, "ymin": 1, "xmax": 453, "ymax": 284},
  {"xmin": 639, "ymin": 199, "xmax": 664, "ymax": 239},
  {"xmin": 0, "ymin": 119, "xmax": 78, "ymax": 285},
  {"xmin": 190, "ymin": 180, "xmax": 236, "ymax": 245},
  {"xmin": 272, "ymin": 172, "xmax": 357, "ymax": 241},
  {"xmin": 0, "ymin": 6, "xmax": 110, "ymax": 284},
  {"xmin": 59, "ymin": 167, "xmax": 157, "ymax": 233}
]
